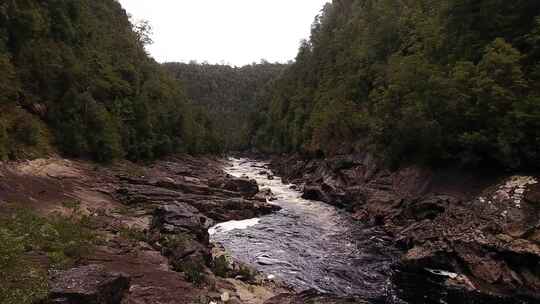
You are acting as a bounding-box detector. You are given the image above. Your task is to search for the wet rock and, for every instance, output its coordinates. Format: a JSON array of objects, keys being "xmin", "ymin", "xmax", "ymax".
[
  {"xmin": 302, "ymin": 185, "xmax": 326, "ymax": 201},
  {"xmin": 186, "ymin": 197, "xmax": 280, "ymax": 221},
  {"xmin": 395, "ymin": 176, "xmax": 540, "ymax": 301},
  {"xmin": 254, "ymin": 188, "xmax": 276, "ymax": 202},
  {"xmin": 48, "ymin": 265, "xmax": 130, "ymax": 304},
  {"xmin": 264, "ymin": 290, "xmax": 366, "ymax": 304},
  {"xmin": 392, "ymin": 264, "xmax": 529, "ymax": 304},
  {"xmin": 270, "ymin": 154, "xmax": 540, "ymax": 301}
]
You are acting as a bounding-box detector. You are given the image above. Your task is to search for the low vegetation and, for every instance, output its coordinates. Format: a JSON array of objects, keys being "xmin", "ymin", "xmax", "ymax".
[
  {"xmin": 160, "ymin": 233, "xmax": 208, "ymax": 286},
  {"xmin": 119, "ymin": 226, "xmax": 147, "ymax": 244},
  {"xmin": 0, "ymin": 206, "xmax": 96, "ymax": 304},
  {"xmin": 212, "ymin": 255, "xmax": 230, "ymax": 277},
  {"xmin": 182, "ymin": 261, "xmax": 207, "ymax": 287}
]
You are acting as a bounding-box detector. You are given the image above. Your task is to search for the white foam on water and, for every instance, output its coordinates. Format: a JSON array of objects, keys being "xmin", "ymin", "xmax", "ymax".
[
  {"xmin": 426, "ymin": 268, "xmax": 459, "ymax": 279},
  {"xmin": 208, "ymin": 218, "xmax": 261, "ymax": 235}
]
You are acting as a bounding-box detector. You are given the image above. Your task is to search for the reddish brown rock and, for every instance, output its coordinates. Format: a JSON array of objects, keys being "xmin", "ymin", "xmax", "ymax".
[
  {"xmin": 270, "ymin": 153, "xmax": 540, "ymax": 301},
  {"xmin": 48, "ymin": 265, "xmax": 130, "ymax": 304}
]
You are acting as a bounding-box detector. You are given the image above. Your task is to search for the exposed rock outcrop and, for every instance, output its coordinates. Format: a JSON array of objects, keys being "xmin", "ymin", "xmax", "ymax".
[
  {"xmin": 152, "ymin": 202, "xmax": 214, "ymax": 243},
  {"xmin": 114, "ymin": 157, "xmax": 278, "ymax": 222},
  {"xmin": 0, "ymin": 155, "xmax": 283, "ymax": 304},
  {"xmin": 148, "ymin": 201, "xmax": 214, "ymax": 271},
  {"xmin": 270, "ymin": 153, "xmax": 540, "ymax": 302},
  {"xmin": 222, "ymin": 177, "xmax": 259, "ymax": 197},
  {"xmin": 47, "ymin": 265, "xmax": 130, "ymax": 304}
]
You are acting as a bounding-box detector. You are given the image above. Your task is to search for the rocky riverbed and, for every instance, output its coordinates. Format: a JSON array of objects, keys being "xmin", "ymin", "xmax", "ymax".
[
  {"xmin": 0, "ymin": 155, "xmax": 286, "ymax": 304},
  {"xmin": 267, "ymin": 153, "xmax": 540, "ymax": 303},
  {"xmin": 210, "ymin": 158, "xmax": 401, "ymax": 302},
  {"xmin": 2, "ymin": 153, "xmax": 539, "ymax": 304}
]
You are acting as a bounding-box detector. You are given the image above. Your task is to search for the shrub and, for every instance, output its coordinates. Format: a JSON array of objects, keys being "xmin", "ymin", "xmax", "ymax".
[
  {"xmin": 0, "ymin": 228, "xmax": 48, "ymax": 304},
  {"xmin": 237, "ymin": 264, "xmax": 257, "ymax": 282},
  {"xmin": 182, "ymin": 261, "xmax": 206, "ymax": 287},
  {"xmin": 212, "ymin": 255, "xmax": 230, "ymax": 277},
  {"xmin": 162, "ymin": 233, "xmax": 190, "ymax": 251},
  {"xmin": 0, "ymin": 107, "xmax": 52, "ymax": 160}
]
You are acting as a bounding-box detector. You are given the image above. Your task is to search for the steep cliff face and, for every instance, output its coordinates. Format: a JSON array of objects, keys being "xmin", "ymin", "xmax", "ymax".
[{"xmin": 269, "ymin": 153, "xmax": 540, "ymax": 302}]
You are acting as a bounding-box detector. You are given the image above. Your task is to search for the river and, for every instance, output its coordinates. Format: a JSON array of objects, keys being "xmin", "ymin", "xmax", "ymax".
[{"xmin": 209, "ymin": 158, "xmax": 402, "ymax": 302}]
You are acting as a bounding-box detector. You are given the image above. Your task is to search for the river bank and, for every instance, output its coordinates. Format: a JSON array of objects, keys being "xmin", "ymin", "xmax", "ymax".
[
  {"xmin": 265, "ymin": 152, "xmax": 540, "ymax": 303},
  {"xmin": 210, "ymin": 158, "xmax": 401, "ymax": 302},
  {"xmin": 0, "ymin": 155, "xmax": 288, "ymax": 304},
  {"xmin": 2, "ymin": 153, "xmax": 539, "ymax": 303}
]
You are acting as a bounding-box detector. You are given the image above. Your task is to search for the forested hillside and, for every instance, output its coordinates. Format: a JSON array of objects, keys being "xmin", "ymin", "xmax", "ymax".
[
  {"xmin": 255, "ymin": 0, "xmax": 540, "ymax": 170},
  {"xmin": 0, "ymin": 0, "xmax": 219, "ymax": 162},
  {"xmin": 164, "ymin": 62, "xmax": 285, "ymax": 150},
  {"xmin": 3, "ymin": 0, "xmax": 540, "ymax": 170}
]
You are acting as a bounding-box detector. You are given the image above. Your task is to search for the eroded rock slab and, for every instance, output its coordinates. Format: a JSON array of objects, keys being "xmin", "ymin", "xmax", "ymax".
[
  {"xmin": 152, "ymin": 202, "xmax": 214, "ymax": 243},
  {"xmin": 269, "ymin": 154, "xmax": 540, "ymax": 302},
  {"xmin": 48, "ymin": 265, "xmax": 130, "ymax": 304}
]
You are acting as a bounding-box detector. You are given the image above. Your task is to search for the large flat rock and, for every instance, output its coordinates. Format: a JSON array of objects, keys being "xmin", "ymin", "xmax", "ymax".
[{"xmin": 48, "ymin": 265, "xmax": 130, "ymax": 304}]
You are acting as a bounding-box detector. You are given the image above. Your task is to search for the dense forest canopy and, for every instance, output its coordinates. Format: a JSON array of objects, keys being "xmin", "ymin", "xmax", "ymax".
[
  {"xmin": 0, "ymin": 0, "xmax": 219, "ymax": 162},
  {"xmin": 254, "ymin": 0, "xmax": 540, "ymax": 170},
  {"xmin": 164, "ymin": 62, "xmax": 286, "ymax": 151},
  {"xmin": 1, "ymin": 0, "xmax": 540, "ymax": 171}
]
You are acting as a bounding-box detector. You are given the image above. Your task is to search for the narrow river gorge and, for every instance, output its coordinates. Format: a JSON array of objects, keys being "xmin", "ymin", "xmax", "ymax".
[{"xmin": 210, "ymin": 158, "xmax": 403, "ymax": 302}]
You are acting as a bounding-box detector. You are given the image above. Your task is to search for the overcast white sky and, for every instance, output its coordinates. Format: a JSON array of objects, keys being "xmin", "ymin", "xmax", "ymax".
[{"xmin": 118, "ymin": 0, "xmax": 330, "ymax": 66}]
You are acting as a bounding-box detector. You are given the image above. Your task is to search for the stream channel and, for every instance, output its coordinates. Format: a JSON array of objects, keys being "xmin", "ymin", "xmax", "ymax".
[{"xmin": 209, "ymin": 158, "xmax": 402, "ymax": 302}]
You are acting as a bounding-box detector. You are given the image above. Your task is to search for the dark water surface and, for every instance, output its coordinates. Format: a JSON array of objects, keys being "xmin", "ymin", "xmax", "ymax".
[{"xmin": 210, "ymin": 158, "xmax": 403, "ymax": 302}]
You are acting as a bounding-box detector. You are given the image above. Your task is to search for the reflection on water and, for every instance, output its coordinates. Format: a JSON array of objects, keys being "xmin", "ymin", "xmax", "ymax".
[{"xmin": 210, "ymin": 158, "xmax": 401, "ymax": 301}]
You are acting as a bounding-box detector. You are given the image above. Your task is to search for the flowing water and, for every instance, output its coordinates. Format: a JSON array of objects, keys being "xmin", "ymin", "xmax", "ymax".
[{"xmin": 210, "ymin": 158, "xmax": 402, "ymax": 302}]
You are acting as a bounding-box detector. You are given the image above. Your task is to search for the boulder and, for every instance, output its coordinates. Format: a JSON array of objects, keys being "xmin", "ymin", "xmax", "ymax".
[
  {"xmin": 223, "ymin": 177, "xmax": 259, "ymax": 197},
  {"xmin": 254, "ymin": 188, "xmax": 276, "ymax": 202},
  {"xmin": 165, "ymin": 235, "xmax": 211, "ymax": 270},
  {"xmin": 48, "ymin": 265, "xmax": 130, "ymax": 304},
  {"xmin": 302, "ymin": 185, "xmax": 326, "ymax": 201},
  {"xmin": 151, "ymin": 202, "xmax": 214, "ymax": 270},
  {"xmin": 151, "ymin": 202, "xmax": 214, "ymax": 243},
  {"xmin": 406, "ymin": 195, "xmax": 456, "ymax": 221}
]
